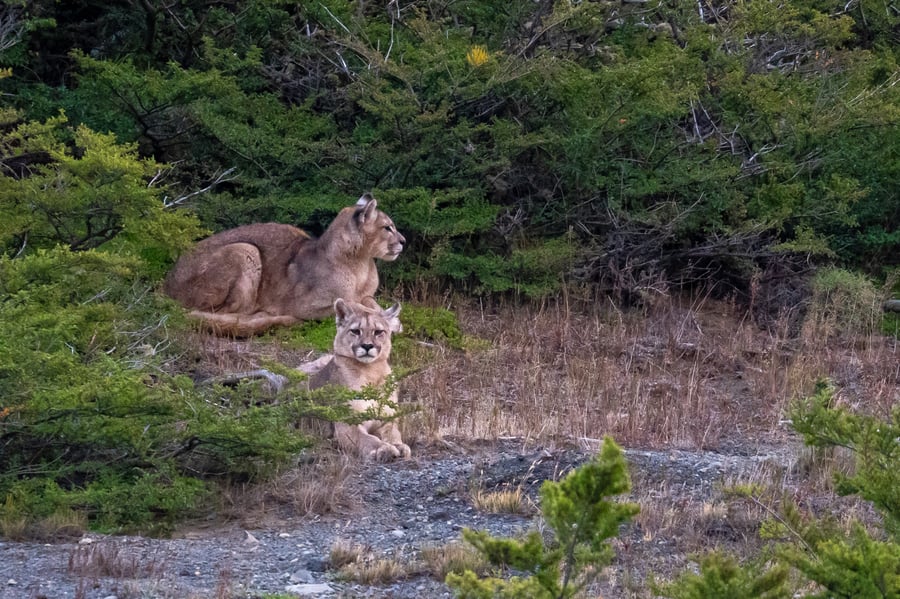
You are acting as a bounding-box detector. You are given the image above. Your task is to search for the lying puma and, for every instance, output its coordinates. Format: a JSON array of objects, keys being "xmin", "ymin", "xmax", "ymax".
[
  {"xmin": 307, "ymin": 298, "xmax": 411, "ymax": 462},
  {"xmin": 163, "ymin": 194, "xmax": 405, "ymax": 336}
]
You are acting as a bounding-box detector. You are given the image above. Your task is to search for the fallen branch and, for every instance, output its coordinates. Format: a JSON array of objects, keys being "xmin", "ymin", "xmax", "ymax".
[{"xmin": 203, "ymin": 369, "xmax": 288, "ymax": 393}]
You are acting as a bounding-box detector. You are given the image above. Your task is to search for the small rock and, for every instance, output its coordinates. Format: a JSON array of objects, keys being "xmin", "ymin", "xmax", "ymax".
[
  {"xmin": 390, "ymin": 529, "xmax": 405, "ymax": 538},
  {"xmin": 6, "ymin": 579, "xmax": 16, "ymax": 586},
  {"xmin": 284, "ymin": 582, "xmax": 333, "ymax": 596},
  {"xmin": 279, "ymin": 532, "xmax": 292, "ymax": 538},
  {"xmin": 78, "ymin": 537, "xmax": 94, "ymax": 545},
  {"xmin": 289, "ymin": 569, "xmax": 315, "ymax": 584},
  {"xmin": 305, "ymin": 558, "xmax": 328, "ymax": 572}
]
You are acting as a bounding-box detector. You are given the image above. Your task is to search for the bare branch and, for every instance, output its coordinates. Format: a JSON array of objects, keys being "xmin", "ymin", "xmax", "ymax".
[
  {"xmin": 0, "ymin": 5, "xmax": 25, "ymax": 54},
  {"xmin": 160, "ymin": 167, "xmax": 238, "ymax": 209},
  {"xmin": 320, "ymin": 3, "xmax": 351, "ymax": 34}
]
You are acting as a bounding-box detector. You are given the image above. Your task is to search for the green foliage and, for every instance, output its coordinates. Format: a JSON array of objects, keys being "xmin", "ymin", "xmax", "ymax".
[
  {"xmin": 790, "ymin": 381, "xmax": 900, "ymax": 538},
  {"xmin": 653, "ymin": 551, "xmax": 791, "ymax": 599},
  {"xmin": 782, "ymin": 522, "xmax": 900, "ymax": 599},
  {"xmin": 0, "ymin": 248, "xmax": 315, "ymax": 534},
  {"xmin": 0, "ymin": 112, "xmax": 205, "ymax": 274},
  {"xmin": 884, "ymin": 313, "xmax": 900, "ymax": 340},
  {"xmin": 6, "ymin": 0, "xmax": 898, "ymax": 294},
  {"xmin": 268, "ymin": 318, "xmax": 340, "ymax": 353},
  {"xmin": 397, "ymin": 305, "xmax": 465, "ymax": 349},
  {"xmin": 447, "ymin": 437, "xmax": 638, "ymax": 598}
]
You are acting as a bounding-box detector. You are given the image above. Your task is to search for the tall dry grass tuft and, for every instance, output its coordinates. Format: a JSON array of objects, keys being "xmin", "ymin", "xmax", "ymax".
[
  {"xmin": 404, "ymin": 290, "xmax": 897, "ymax": 450},
  {"xmin": 420, "ymin": 542, "xmax": 489, "ymax": 580},
  {"xmin": 330, "ymin": 539, "xmax": 412, "ymax": 584},
  {"xmin": 215, "ymin": 452, "xmax": 355, "ymax": 527},
  {"xmin": 68, "ymin": 540, "xmax": 166, "ymax": 579}
]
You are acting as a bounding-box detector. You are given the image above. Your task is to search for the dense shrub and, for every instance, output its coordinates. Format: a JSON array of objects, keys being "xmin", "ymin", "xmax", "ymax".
[
  {"xmin": 0, "ymin": 248, "xmax": 316, "ymax": 533},
  {"xmin": 3, "ymin": 0, "xmax": 897, "ymax": 299}
]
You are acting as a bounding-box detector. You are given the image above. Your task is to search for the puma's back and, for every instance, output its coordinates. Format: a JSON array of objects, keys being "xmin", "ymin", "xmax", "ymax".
[{"xmin": 163, "ymin": 222, "xmax": 309, "ymax": 311}]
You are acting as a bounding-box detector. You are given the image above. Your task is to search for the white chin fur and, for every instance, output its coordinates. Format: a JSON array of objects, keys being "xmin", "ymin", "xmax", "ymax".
[{"xmin": 355, "ymin": 353, "xmax": 378, "ymax": 363}]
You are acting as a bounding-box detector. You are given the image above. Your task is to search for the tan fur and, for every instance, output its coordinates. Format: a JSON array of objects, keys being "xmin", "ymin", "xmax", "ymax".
[
  {"xmin": 163, "ymin": 194, "xmax": 405, "ymax": 336},
  {"xmin": 307, "ymin": 298, "xmax": 410, "ymax": 462}
]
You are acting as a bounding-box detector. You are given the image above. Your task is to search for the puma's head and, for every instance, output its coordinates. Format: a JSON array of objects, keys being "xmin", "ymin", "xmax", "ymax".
[
  {"xmin": 353, "ymin": 193, "xmax": 405, "ymax": 261},
  {"xmin": 333, "ymin": 298, "xmax": 402, "ymax": 364}
]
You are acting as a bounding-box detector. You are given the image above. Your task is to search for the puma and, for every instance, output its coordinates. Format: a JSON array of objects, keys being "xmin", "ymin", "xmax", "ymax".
[
  {"xmin": 307, "ymin": 298, "xmax": 410, "ymax": 462},
  {"xmin": 163, "ymin": 194, "xmax": 405, "ymax": 336}
]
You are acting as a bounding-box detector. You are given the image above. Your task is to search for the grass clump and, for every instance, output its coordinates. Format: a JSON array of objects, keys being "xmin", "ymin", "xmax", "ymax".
[
  {"xmin": 421, "ymin": 542, "xmax": 489, "ymax": 580},
  {"xmin": 330, "ymin": 539, "xmax": 411, "ymax": 585},
  {"xmin": 802, "ymin": 267, "xmax": 883, "ymax": 341},
  {"xmin": 470, "ymin": 487, "xmax": 531, "ymax": 515}
]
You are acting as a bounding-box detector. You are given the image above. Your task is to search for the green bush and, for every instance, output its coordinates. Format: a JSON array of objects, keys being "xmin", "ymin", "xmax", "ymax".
[
  {"xmin": 661, "ymin": 381, "xmax": 900, "ymax": 598},
  {"xmin": 790, "ymin": 381, "xmax": 899, "ymax": 538},
  {"xmin": 653, "ymin": 552, "xmax": 791, "ymax": 599},
  {"xmin": 447, "ymin": 437, "xmax": 639, "ymax": 598},
  {"xmin": 0, "ymin": 248, "xmax": 314, "ymax": 534}
]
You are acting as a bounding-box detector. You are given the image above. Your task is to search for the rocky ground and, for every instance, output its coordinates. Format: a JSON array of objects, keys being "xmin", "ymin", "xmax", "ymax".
[{"xmin": 0, "ymin": 436, "xmax": 801, "ymax": 599}]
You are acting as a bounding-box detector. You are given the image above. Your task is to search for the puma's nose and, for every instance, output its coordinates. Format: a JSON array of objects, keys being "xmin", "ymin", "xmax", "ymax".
[{"xmin": 360, "ymin": 343, "xmax": 375, "ymax": 353}]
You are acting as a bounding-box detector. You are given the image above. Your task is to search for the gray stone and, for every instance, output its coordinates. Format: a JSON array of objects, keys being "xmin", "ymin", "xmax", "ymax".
[{"xmin": 284, "ymin": 582, "xmax": 333, "ymax": 596}]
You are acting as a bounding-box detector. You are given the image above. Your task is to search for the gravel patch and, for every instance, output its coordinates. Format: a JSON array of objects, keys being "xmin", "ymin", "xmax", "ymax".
[{"xmin": 0, "ymin": 438, "xmax": 800, "ymax": 599}]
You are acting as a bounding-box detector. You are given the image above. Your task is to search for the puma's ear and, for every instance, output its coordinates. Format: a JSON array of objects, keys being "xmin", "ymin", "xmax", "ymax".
[
  {"xmin": 359, "ymin": 296, "xmax": 380, "ymax": 310},
  {"xmin": 354, "ymin": 193, "xmax": 378, "ymax": 223},
  {"xmin": 382, "ymin": 302, "xmax": 402, "ymax": 333},
  {"xmin": 334, "ymin": 298, "xmax": 352, "ymax": 324}
]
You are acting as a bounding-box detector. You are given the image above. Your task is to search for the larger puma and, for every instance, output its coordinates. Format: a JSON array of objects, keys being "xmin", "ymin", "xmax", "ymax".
[{"xmin": 163, "ymin": 194, "xmax": 405, "ymax": 336}]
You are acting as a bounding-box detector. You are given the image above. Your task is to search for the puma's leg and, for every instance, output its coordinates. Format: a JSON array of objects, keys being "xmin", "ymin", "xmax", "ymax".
[
  {"xmin": 212, "ymin": 242, "xmax": 263, "ymax": 313},
  {"xmin": 334, "ymin": 422, "xmax": 401, "ymax": 462},
  {"xmin": 188, "ymin": 310, "xmax": 298, "ymax": 337},
  {"xmin": 170, "ymin": 242, "xmax": 262, "ymax": 313}
]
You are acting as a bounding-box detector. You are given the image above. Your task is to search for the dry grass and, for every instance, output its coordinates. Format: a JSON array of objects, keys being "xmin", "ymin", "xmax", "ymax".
[
  {"xmin": 329, "ymin": 538, "xmax": 368, "ymax": 568},
  {"xmin": 420, "ymin": 542, "xmax": 489, "ymax": 580},
  {"xmin": 33, "ymin": 508, "xmax": 88, "ymax": 540},
  {"xmin": 403, "ymin": 291, "xmax": 898, "ymax": 450},
  {"xmin": 330, "ymin": 538, "xmax": 413, "ymax": 584},
  {"xmin": 470, "ymin": 487, "xmax": 532, "ymax": 515},
  {"xmin": 340, "ymin": 557, "xmax": 409, "ymax": 584},
  {"xmin": 214, "ymin": 452, "xmax": 355, "ymax": 527},
  {"xmin": 0, "ymin": 509, "xmax": 26, "ymax": 541},
  {"xmin": 1, "ymin": 505, "xmax": 86, "ymax": 542},
  {"xmin": 67, "ymin": 540, "xmax": 166, "ymax": 579}
]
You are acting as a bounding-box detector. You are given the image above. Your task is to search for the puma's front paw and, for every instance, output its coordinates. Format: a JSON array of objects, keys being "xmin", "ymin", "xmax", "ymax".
[{"xmin": 371, "ymin": 443, "xmax": 402, "ymax": 462}]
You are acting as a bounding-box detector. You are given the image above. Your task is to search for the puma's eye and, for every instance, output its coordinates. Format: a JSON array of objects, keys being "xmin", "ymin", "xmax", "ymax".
[
  {"xmin": 374, "ymin": 329, "xmax": 385, "ymax": 336},
  {"xmin": 384, "ymin": 225, "xmax": 393, "ymax": 232},
  {"xmin": 350, "ymin": 328, "xmax": 361, "ymax": 336}
]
